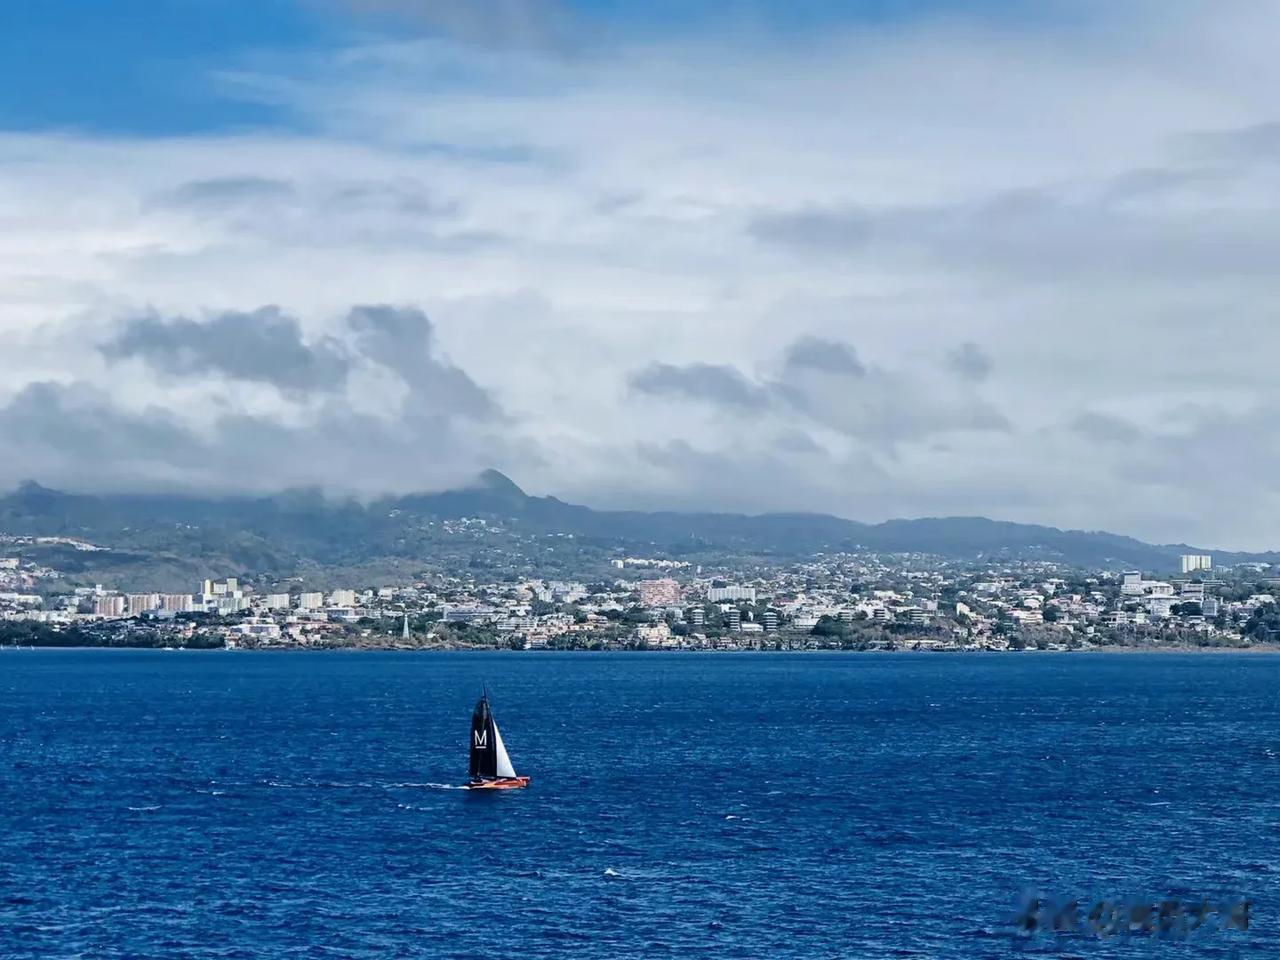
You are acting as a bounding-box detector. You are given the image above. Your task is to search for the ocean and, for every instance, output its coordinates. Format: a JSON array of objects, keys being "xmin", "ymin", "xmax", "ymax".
[{"xmin": 1, "ymin": 649, "xmax": 1276, "ymax": 958}]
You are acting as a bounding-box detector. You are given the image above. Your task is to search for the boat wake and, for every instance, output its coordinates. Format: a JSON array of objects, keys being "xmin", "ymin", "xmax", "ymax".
[
  {"xmin": 392, "ymin": 786, "xmax": 468, "ymax": 805},
  {"xmin": 252, "ymin": 778, "xmax": 467, "ymax": 792}
]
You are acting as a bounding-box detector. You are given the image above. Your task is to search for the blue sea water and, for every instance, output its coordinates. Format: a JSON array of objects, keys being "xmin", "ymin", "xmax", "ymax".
[{"xmin": 1, "ymin": 650, "xmax": 1277, "ymax": 958}]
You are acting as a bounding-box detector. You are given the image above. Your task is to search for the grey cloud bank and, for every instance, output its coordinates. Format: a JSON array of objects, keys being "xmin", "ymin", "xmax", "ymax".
[
  {"xmin": 629, "ymin": 338, "xmax": 1008, "ymax": 447},
  {"xmin": 3, "ymin": 306, "xmax": 508, "ymax": 496},
  {"xmin": 947, "ymin": 343, "xmax": 992, "ymax": 383},
  {"xmin": 153, "ymin": 177, "xmax": 298, "ymax": 209},
  {"xmin": 629, "ymin": 362, "xmax": 773, "ymax": 411},
  {"xmin": 102, "ymin": 307, "xmax": 350, "ymax": 395},
  {"xmin": 784, "ymin": 337, "xmax": 866, "ymax": 378}
]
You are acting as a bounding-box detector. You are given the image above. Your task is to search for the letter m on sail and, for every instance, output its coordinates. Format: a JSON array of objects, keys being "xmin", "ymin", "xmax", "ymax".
[{"xmin": 473, "ymin": 729, "xmax": 488, "ymax": 748}]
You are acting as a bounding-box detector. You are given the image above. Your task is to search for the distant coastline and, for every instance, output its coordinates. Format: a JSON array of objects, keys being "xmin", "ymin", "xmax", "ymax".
[{"xmin": 7, "ymin": 642, "xmax": 1279, "ymax": 654}]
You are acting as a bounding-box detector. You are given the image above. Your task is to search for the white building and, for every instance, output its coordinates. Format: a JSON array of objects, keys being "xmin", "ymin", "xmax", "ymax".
[
  {"xmin": 231, "ymin": 620, "xmax": 281, "ymax": 641},
  {"xmin": 0, "ymin": 592, "xmax": 40, "ymax": 607},
  {"xmin": 94, "ymin": 595, "xmax": 125, "ymax": 617},
  {"xmin": 708, "ymin": 585, "xmax": 757, "ymax": 602},
  {"xmin": 126, "ymin": 594, "xmax": 160, "ymax": 616},
  {"xmin": 213, "ymin": 596, "xmax": 250, "ymax": 615},
  {"xmin": 1181, "ymin": 554, "xmax": 1212, "ymax": 574},
  {"xmin": 1121, "ymin": 573, "xmax": 1174, "ymax": 598},
  {"xmin": 441, "ymin": 605, "xmax": 496, "ymax": 623},
  {"xmin": 160, "ymin": 594, "xmax": 194, "ymax": 613},
  {"xmin": 549, "ymin": 580, "xmax": 587, "ymax": 602},
  {"xmin": 633, "ymin": 621, "xmax": 676, "ymax": 647}
]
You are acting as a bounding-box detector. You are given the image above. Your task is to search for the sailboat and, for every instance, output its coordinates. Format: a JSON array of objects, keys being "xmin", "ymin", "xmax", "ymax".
[{"xmin": 465, "ymin": 691, "xmax": 530, "ymax": 790}]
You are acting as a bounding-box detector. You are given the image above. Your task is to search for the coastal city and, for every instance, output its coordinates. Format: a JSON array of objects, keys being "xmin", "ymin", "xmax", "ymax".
[{"xmin": 3, "ymin": 542, "xmax": 1278, "ymax": 651}]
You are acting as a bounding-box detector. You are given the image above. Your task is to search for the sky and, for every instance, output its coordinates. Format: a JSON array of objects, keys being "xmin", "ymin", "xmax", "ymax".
[{"xmin": 2, "ymin": 0, "xmax": 1280, "ymax": 548}]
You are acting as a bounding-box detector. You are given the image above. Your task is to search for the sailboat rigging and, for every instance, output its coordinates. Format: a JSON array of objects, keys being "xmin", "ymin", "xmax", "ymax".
[{"xmin": 465, "ymin": 691, "xmax": 530, "ymax": 790}]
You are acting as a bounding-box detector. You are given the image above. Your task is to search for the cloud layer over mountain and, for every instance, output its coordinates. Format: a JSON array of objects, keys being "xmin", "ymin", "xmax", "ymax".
[{"xmin": 3, "ymin": 1, "xmax": 1280, "ymax": 547}]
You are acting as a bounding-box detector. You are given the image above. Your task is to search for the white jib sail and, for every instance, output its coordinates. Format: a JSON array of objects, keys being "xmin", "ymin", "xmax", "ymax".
[{"xmin": 492, "ymin": 718, "xmax": 517, "ymax": 778}]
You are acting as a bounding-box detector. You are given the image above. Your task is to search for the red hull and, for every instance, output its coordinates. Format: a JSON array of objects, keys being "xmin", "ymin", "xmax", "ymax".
[{"xmin": 465, "ymin": 776, "xmax": 530, "ymax": 790}]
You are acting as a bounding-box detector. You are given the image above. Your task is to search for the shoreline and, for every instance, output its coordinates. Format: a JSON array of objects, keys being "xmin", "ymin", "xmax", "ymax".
[{"xmin": 8, "ymin": 644, "xmax": 1280, "ymax": 655}]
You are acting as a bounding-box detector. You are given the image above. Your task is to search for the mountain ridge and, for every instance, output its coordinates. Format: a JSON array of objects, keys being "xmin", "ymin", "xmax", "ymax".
[{"xmin": 1, "ymin": 470, "xmax": 1273, "ymax": 588}]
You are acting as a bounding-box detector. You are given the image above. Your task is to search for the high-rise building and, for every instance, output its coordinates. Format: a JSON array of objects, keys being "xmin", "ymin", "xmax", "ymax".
[
  {"xmin": 126, "ymin": 594, "xmax": 160, "ymax": 616},
  {"xmin": 202, "ymin": 578, "xmax": 244, "ymax": 600},
  {"xmin": 297, "ymin": 592, "xmax": 324, "ymax": 610},
  {"xmin": 330, "ymin": 589, "xmax": 357, "ymax": 607},
  {"xmin": 214, "ymin": 596, "xmax": 250, "ymax": 614},
  {"xmin": 689, "ymin": 607, "xmax": 705, "ymax": 627},
  {"xmin": 1180, "ymin": 554, "xmax": 1212, "ymax": 574},
  {"xmin": 726, "ymin": 608, "xmax": 742, "ymax": 631},
  {"xmin": 160, "ymin": 594, "xmax": 194, "ymax": 613},
  {"xmin": 763, "ymin": 610, "xmax": 779, "ymax": 633},
  {"xmin": 263, "ymin": 593, "xmax": 292, "ymax": 610},
  {"xmin": 94, "ymin": 595, "xmax": 126, "ymax": 617}
]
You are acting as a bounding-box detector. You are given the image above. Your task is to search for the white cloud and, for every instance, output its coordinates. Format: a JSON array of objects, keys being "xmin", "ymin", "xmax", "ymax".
[{"xmin": 4, "ymin": 2, "xmax": 1280, "ymax": 546}]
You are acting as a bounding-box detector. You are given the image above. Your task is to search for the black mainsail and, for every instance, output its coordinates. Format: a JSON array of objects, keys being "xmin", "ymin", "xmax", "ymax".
[{"xmin": 469, "ymin": 693, "xmax": 518, "ymax": 781}]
